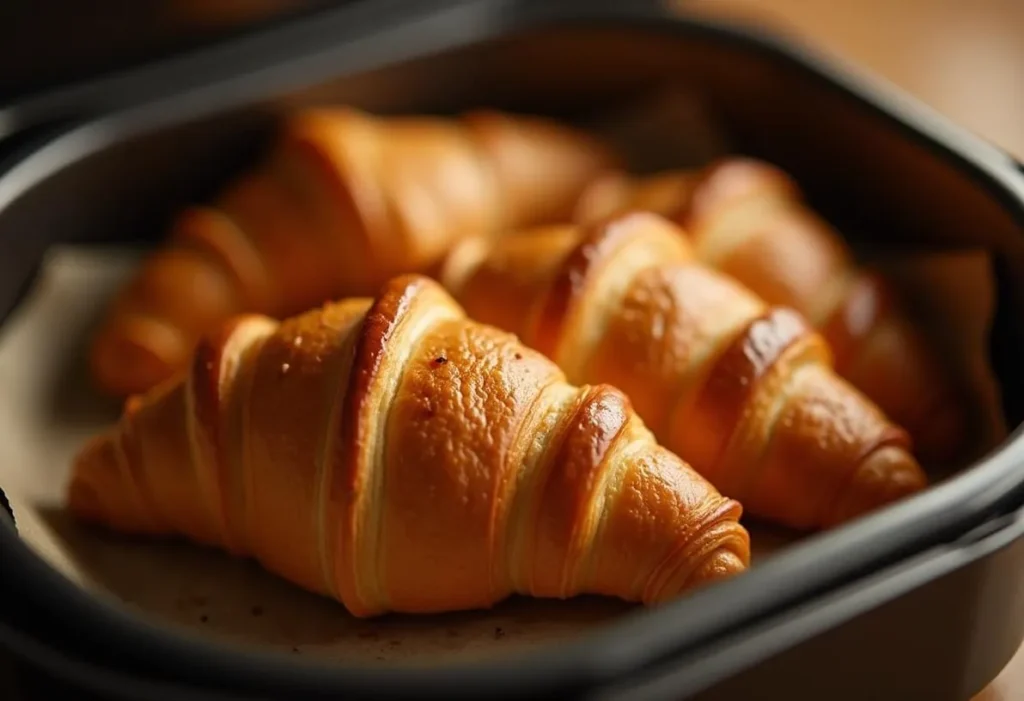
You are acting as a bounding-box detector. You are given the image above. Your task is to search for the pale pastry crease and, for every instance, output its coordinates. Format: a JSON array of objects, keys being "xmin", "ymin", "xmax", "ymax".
[
  {"xmin": 572, "ymin": 158, "xmax": 968, "ymax": 467},
  {"xmin": 441, "ymin": 212, "xmax": 928, "ymax": 531},
  {"xmin": 89, "ymin": 107, "xmax": 618, "ymax": 397},
  {"xmin": 68, "ymin": 275, "xmax": 749, "ymax": 617}
]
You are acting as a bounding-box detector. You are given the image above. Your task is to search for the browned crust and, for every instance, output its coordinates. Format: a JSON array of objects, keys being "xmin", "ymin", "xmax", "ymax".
[
  {"xmin": 328, "ymin": 274, "xmax": 437, "ymax": 612},
  {"xmin": 547, "ymin": 385, "xmax": 630, "ymax": 591},
  {"xmin": 547, "ymin": 386, "xmax": 630, "ymax": 532},
  {"xmin": 334, "ymin": 276, "xmax": 420, "ymax": 500},
  {"xmin": 551, "ymin": 385, "xmax": 631, "ymax": 486},
  {"xmin": 525, "ymin": 384, "xmax": 629, "ymax": 596},
  {"xmin": 689, "ymin": 307, "xmax": 821, "ymax": 474},
  {"xmin": 533, "ymin": 212, "xmax": 676, "ymax": 359}
]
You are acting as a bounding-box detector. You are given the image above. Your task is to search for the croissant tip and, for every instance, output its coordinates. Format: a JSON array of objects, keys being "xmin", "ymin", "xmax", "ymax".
[
  {"xmin": 69, "ymin": 430, "xmax": 172, "ymax": 536},
  {"xmin": 826, "ymin": 445, "xmax": 928, "ymax": 528},
  {"xmin": 684, "ymin": 546, "xmax": 749, "ymax": 590},
  {"xmin": 67, "ymin": 434, "xmax": 117, "ymax": 524},
  {"xmin": 648, "ymin": 541, "xmax": 749, "ymax": 606}
]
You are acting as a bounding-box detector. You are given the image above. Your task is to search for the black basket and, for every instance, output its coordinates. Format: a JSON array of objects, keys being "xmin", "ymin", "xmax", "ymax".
[{"xmin": 2, "ymin": 1, "xmax": 1024, "ymax": 699}]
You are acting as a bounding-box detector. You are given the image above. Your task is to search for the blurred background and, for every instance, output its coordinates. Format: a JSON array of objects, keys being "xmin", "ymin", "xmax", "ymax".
[
  {"xmin": 0, "ymin": 0, "xmax": 1021, "ymax": 163},
  {"xmin": 0, "ymin": 0, "xmax": 1021, "ymax": 164},
  {"xmin": 0, "ymin": 0, "xmax": 1021, "ymax": 699},
  {"xmin": 0, "ymin": 1, "xmax": 326, "ymax": 100},
  {"xmin": 685, "ymin": 0, "xmax": 1024, "ymax": 161}
]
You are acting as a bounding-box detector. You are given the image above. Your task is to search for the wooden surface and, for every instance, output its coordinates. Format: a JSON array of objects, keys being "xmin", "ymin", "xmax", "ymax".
[
  {"xmin": 680, "ymin": 0, "xmax": 1024, "ymax": 161},
  {"xmin": 680, "ymin": 1, "xmax": 1024, "ymax": 699}
]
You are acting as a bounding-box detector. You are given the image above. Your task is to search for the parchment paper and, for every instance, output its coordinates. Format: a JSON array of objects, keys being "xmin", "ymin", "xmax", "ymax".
[{"xmin": 871, "ymin": 249, "xmax": 1008, "ymax": 465}]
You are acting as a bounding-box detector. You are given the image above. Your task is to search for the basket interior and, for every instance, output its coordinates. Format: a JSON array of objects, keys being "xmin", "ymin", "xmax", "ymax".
[{"xmin": 0, "ymin": 18, "xmax": 1023, "ymax": 677}]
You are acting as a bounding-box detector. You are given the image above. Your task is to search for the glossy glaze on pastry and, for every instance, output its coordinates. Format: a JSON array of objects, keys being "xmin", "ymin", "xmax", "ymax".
[
  {"xmin": 572, "ymin": 158, "xmax": 966, "ymax": 465},
  {"xmin": 70, "ymin": 275, "xmax": 748, "ymax": 616},
  {"xmin": 442, "ymin": 212, "xmax": 928, "ymax": 531}
]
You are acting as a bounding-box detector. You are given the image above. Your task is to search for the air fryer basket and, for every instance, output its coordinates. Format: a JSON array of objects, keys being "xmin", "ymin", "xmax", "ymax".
[{"xmin": 2, "ymin": 1, "xmax": 1024, "ymax": 699}]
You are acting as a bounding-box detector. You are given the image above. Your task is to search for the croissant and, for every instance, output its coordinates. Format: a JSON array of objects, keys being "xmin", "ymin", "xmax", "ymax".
[
  {"xmin": 571, "ymin": 158, "xmax": 967, "ymax": 465},
  {"xmin": 69, "ymin": 274, "xmax": 749, "ymax": 617},
  {"xmin": 89, "ymin": 107, "xmax": 617, "ymax": 397},
  {"xmin": 441, "ymin": 212, "xmax": 928, "ymax": 531}
]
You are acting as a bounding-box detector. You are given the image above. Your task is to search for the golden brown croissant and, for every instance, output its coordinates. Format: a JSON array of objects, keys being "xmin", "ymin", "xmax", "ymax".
[
  {"xmin": 572, "ymin": 158, "xmax": 967, "ymax": 466},
  {"xmin": 441, "ymin": 212, "xmax": 928, "ymax": 531},
  {"xmin": 69, "ymin": 274, "xmax": 749, "ymax": 617},
  {"xmin": 89, "ymin": 107, "xmax": 617, "ymax": 398}
]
